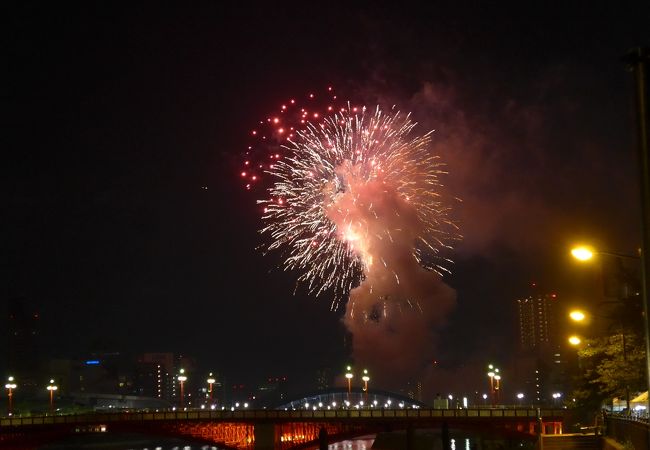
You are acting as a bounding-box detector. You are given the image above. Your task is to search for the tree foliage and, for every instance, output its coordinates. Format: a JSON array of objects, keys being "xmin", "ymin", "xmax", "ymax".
[{"xmin": 572, "ymin": 332, "xmax": 646, "ymax": 410}]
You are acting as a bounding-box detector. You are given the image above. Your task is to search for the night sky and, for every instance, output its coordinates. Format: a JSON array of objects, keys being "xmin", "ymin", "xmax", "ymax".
[{"xmin": 4, "ymin": 2, "xmax": 650, "ymax": 394}]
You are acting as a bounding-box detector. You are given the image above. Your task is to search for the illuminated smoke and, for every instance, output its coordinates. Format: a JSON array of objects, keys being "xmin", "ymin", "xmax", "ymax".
[{"xmin": 259, "ymin": 106, "xmax": 458, "ymax": 385}]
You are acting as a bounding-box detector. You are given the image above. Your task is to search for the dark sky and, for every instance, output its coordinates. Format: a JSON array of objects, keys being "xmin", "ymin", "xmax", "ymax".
[{"xmin": 4, "ymin": 2, "xmax": 650, "ymax": 393}]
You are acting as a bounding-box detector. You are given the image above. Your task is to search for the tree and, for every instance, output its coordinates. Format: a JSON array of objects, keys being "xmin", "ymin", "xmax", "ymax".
[{"xmin": 572, "ymin": 332, "xmax": 646, "ymax": 411}]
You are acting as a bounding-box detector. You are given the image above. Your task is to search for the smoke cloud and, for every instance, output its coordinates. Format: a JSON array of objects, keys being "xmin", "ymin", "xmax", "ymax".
[{"xmin": 326, "ymin": 162, "xmax": 456, "ymax": 389}]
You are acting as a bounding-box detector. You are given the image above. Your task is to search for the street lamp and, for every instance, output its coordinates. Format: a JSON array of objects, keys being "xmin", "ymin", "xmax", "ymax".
[
  {"xmin": 345, "ymin": 365, "xmax": 353, "ymax": 402},
  {"xmin": 494, "ymin": 373, "xmax": 502, "ymax": 405},
  {"xmin": 568, "ymin": 335, "xmax": 582, "ymax": 346},
  {"xmin": 571, "ymin": 246, "xmax": 595, "ymax": 261},
  {"xmin": 47, "ymin": 379, "xmax": 58, "ymax": 414},
  {"xmin": 569, "ymin": 306, "xmax": 633, "ymax": 411},
  {"xmin": 552, "ymin": 392, "xmax": 562, "ymax": 407},
  {"xmin": 569, "ymin": 310, "xmax": 586, "ymax": 322},
  {"xmin": 177, "ymin": 369, "xmax": 187, "ymax": 409},
  {"xmin": 487, "ymin": 365, "xmax": 501, "ymax": 406},
  {"xmin": 570, "ymin": 246, "xmax": 645, "ymax": 412},
  {"xmin": 361, "ymin": 369, "xmax": 370, "ymax": 403},
  {"xmin": 517, "ymin": 393, "xmax": 524, "ymax": 407},
  {"xmin": 487, "ymin": 364, "xmax": 496, "ymax": 406},
  {"xmin": 5, "ymin": 376, "xmax": 16, "ymax": 416},
  {"xmin": 207, "ymin": 373, "xmax": 216, "ymax": 404}
]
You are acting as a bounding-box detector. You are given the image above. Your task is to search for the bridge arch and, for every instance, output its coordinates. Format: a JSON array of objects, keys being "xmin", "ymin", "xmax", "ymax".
[{"xmin": 275, "ymin": 388, "xmax": 428, "ymax": 411}]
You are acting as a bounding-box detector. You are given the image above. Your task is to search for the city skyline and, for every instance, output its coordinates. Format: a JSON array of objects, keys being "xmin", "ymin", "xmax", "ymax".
[{"xmin": 4, "ymin": 3, "xmax": 649, "ymax": 398}]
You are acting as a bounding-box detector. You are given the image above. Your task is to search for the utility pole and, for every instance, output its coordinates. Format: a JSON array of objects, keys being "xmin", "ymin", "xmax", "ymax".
[{"xmin": 624, "ymin": 47, "xmax": 650, "ymax": 413}]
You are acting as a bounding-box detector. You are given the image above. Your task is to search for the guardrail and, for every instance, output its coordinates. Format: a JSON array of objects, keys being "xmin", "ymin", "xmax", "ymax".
[
  {"xmin": 0, "ymin": 408, "xmax": 565, "ymax": 428},
  {"xmin": 606, "ymin": 411, "xmax": 650, "ymax": 425},
  {"xmin": 604, "ymin": 411, "xmax": 650, "ymax": 450}
]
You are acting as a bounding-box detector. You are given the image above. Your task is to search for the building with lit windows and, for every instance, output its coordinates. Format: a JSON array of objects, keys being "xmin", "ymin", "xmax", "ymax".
[
  {"xmin": 138, "ymin": 353, "xmax": 175, "ymax": 401},
  {"xmin": 517, "ymin": 292, "xmax": 559, "ymax": 351},
  {"xmin": 513, "ymin": 288, "xmax": 566, "ymax": 405}
]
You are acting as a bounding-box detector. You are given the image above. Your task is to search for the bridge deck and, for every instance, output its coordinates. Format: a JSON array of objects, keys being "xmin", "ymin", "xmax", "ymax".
[{"xmin": 1, "ymin": 407, "xmax": 565, "ymax": 428}]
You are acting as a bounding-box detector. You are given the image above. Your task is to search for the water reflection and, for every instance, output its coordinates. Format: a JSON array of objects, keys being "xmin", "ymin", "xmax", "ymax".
[{"xmin": 328, "ymin": 436, "xmax": 375, "ymax": 450}]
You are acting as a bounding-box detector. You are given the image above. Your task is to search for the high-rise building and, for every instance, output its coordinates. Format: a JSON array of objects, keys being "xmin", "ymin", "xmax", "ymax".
[
  {"xmin": 517, "ymin": 292, "xmax": 559, "ymax": 351},
  {"xmin": 513, "ymin": 288, "xmax": 566, "ymax": 404},
  {"xmin": 7, "ymin": 297, "xmax": 41, "ymax": 392},
  {"xmin": 139, "ymin": 353, "xmax": 175, "ymax": 401}
]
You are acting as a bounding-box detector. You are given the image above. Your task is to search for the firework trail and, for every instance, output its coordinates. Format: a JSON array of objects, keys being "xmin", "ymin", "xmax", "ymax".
[{"xmin": 252, "ymin": 101, "xmax": 458, "ymax": 386}]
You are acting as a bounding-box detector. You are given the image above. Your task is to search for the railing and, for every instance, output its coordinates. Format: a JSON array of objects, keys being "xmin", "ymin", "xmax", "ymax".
[
  {"xmin": 606, "ymin": 410, "xmax": 650, "ymax": 424},
  {"xmin": 604, "ymin": 411, "xmax": 650, "ymax": 450},
  {"xmin": 0, "ymin": 407, "xmax": 565, "ymax": 428}
]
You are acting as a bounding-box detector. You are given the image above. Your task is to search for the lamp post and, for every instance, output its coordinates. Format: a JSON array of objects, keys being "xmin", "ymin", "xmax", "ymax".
[
  {"xmin": 552, "ymin": 392, "xmax": 562, "ymax": 407},
  {"xmin": 488, "ymin": 364, "xmax": 501, "ymax": 406},
  {"xmin": 361, "ymin": 369, "xmax": 370, "ymax": 403},
  {"xmin": 569, "ymin": 308, "xmax": 631, "ymax": 411},
  {"xmin": 571, "ymin": 246, "xmax": 645, "ymax": 412},
  {"xmin": 177, "ymin": 369, "xmax": 187, "ymax": 409},
  {"xmin": 5, "ymin": 377, "xmax": 16, "ymax": 416},
  {"xmin": 494, "ymin": 373, "xmax": 502, "ymax": 405},
  {"xmin": 345, "ymin": 365, "xmax": 353, "ymax": 402},
  {"xmin": 517, "ymin": 393, "xmax": 524, "ymax": 407},
  {"xmin": 47, "ymin": 379, "xmax": 58, "ymax": 414},
  {"xmin": 207, "ymin": 373, "xmax": 216, "ymax": 404},
  {"xmin": 624, "ymin": 46, "xmax": 650, "ymax": 444},
  {"xmin": 571, "ymin": 243, "xmax": 650, "ymax": 401}
]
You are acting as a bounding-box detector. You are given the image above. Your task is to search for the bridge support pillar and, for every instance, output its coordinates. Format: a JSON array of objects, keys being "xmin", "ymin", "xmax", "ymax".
[
  {"xmin": 441, "ymin": 421, "xmax": 450, "ymax": 450},
  {"xmin": 406, "ymin": 423, "xmax": 415, "ymax": 450},
  {"xmin": 254, "ymin": 423, "xmax": 276, "ymax": 450},
  {"xmin": 319, "ymin": 426, "xmax": 328, "ymax": 450}
]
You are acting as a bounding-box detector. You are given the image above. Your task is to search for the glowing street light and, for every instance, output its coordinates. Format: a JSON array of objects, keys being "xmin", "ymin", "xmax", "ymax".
[
  {"xmin": 568, "ymin": 335, "xmax": 582, "ymax": 346},
  {"xmin": 570, "ymin": 243, "xmax": 648, "ymax": 412},
  {"xmin": 487, "ymin": 364, "xmax": 499, "ymax": 406},
  {"xmin": 47, "ymin": 379, "xmax": 58, "ymax": 414},
  {"xmin": 552, "ymin": 392, "xmax": 562, "ymax": 406},
  {"xmin": 345, "ymin": 365, "xmax": 353, "ymax": 401},
  {"xmin": 5, "ymin": 376, "xmax": 16, "ymax": 416},
  {"xmin": 569, "ymin": 310, "xmax": 586, "ymax": 322},
  {"xmin": 207, "ymin": 373, "xmax": 216, "ymax": 403},
  {"xmin": 516, "ymin": 393, "xmax": 524, "ymax": 407},
  {"xmin": 494, "ymin": 373, "xmax": 502, "ymax": 404},
  {"xmin": 361, "ymin": 369, "xmax": 370, "ymax": 391},
  {"xmin": 361, "ymin": 369, "xmax": 370, "ymax": 403},
  {"xmin": 177, "ymin": 369, "xmax": 187, "ymax": 408},
  {"xmin": 571, "ymin": 246, "xmax": 594, "ymax": 261}
]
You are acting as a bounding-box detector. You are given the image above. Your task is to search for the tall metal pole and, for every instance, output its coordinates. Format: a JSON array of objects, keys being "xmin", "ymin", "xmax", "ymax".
[
  {"xmin": 621, "ymin": 330, "xmax": 630, "ymax": 412},
  {"xmin": 624, "ymin": 47, "xmax": 650, "ymax": 412}
]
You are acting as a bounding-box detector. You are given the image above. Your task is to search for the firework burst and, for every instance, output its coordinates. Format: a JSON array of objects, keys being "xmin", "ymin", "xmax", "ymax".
[{"xmin": 259, "ymin": 106, "xmax": 457, "ymax": 310}]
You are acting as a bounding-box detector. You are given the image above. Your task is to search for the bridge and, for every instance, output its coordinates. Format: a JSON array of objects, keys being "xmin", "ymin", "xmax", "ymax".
[
  {"xmin": 0, "ymin": 407, "xmax": 565, "ymax": 450},
  {"xmin": 273, "ymin": 387, "xmax": 428, "ymax": 410}
]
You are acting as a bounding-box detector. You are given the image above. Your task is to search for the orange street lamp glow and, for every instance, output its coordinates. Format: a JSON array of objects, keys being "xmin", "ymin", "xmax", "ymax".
[
  {"xmin": 47, "ymin": 379, "xmax": 58, "ymax": 414},
  {"xmin": 569, "ymin": 310, "xmax": 586, "ymax": 322},
  {"xmin": 345, "ymin": 365, "xmax": 353, "ymax": 402},
  {"xmin": 571, "ymin": 246, "xmax": 594, "ymax": 261},
  {"xmin": 568, "ymin": 335, "xmax": 582, "ymax": 346},
  {"xmin": 5, "ymin": 376, "xmax": 17, "ymax": 415},
  {"xmin": 362, "ymin": 369, "xmax": 370, "ymax": 403},
  {"xmin": 361, "ymin": 369, "xmax": 370, "ymax": 390},
  {"xmin": 178, "ymin": 369, "xmax": 187, "ymax": 408},
  {"xmin": 207, "ymin": 373, "xmax": 216, "ymax": 403}
]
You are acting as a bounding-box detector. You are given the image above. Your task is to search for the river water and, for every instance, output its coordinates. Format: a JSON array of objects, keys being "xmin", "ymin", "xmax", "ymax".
[{"xmin": 40, "ymin": 431, "xmax": 532, "ymax": 450}]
